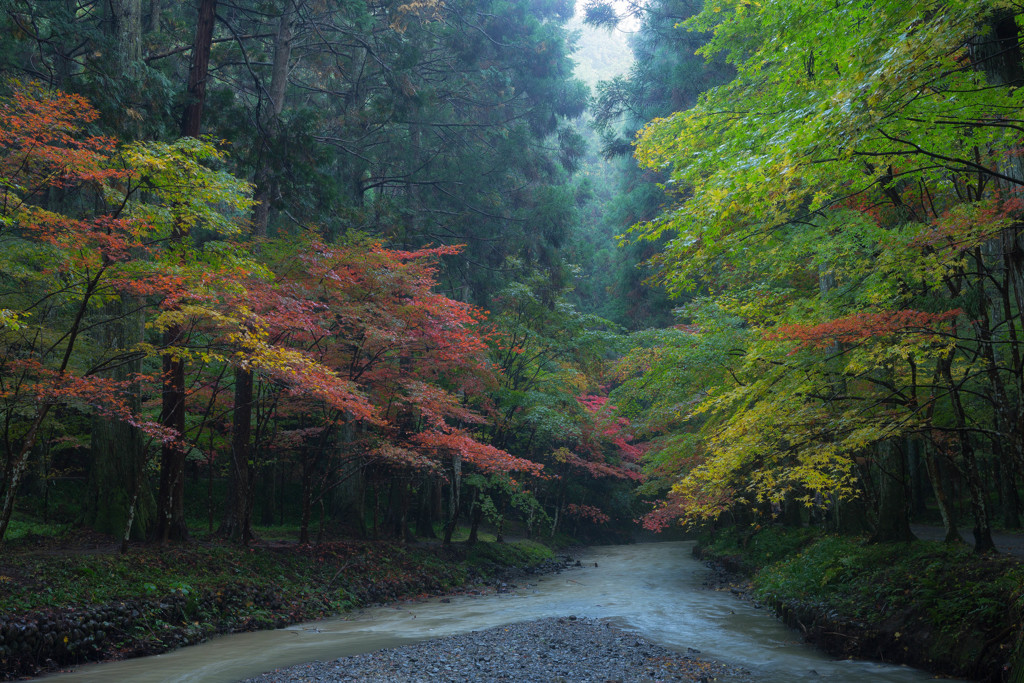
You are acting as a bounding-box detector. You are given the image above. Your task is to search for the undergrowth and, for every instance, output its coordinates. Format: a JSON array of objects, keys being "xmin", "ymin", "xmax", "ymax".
[
  {"xmin": 0, "ymin": 537, "xmax": 554, "ymax": 620},
  {"xmin": 699, "ymin": 526, "xmax": 1024, "ymax": 680},
  {"xmin": 752, "ymin": 534, "xmax": 1024, "ymax": 634},
  {"xmin": 0, "ymin": 535, "xmax": 558, "ymax": 678}
]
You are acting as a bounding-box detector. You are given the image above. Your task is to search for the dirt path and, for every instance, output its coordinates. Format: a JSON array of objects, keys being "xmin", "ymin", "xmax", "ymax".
[{"xmin": 910, "ymin": 524, "xmax": 1024, "ymax": 558}]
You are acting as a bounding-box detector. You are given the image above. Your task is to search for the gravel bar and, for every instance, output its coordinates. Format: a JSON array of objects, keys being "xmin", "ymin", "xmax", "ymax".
[{"xmin": 242, "ymin": 616, "xmax": 751, "ymax": 682}]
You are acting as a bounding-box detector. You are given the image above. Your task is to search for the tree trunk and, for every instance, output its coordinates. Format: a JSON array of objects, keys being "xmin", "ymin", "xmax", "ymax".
[
  {"xmin": 906, "ymin": 438, "xmax": 928, "ymax": 518},
  {"xmin": 180, "ymin": 0, "xmax": 217, "ymax": 138},
  {"xmin": 87, "ymin": 297, "xmax": 152, "ymax": 540},
  {"xmin": 961, "ymin": 433, "xmax": 997, "ymax": 554},
  {"xmin": 924, "ymin": 443, "xmax": 964, "ymax": 544},
  {"xmin": 120, "ymin": 491, "xmax": 139, "ymax": 554},
  {"xmin": 155, "ymin": 343, "xmax": 189, "ymax": 543},
  {"xmin": 220, "ymin": 1, "xmax": 294, "ymax": 542},
  {"xmin": 975, "ymin": 8, "xmax": 1024, "ymax": 495},
  {"xmin": 260, "ymin": 459, "xmax": 276, "ymax": 525},
  {"xmin": 414, "ymin": 481, "xmax": 438, "ymax": 538},
  {"xmin": 385, "ymin": 480, "xmax": 413, "ymax": 541},
  {"xmin": 0, "ymin": 414, "xmax": 49, "ymax": 545},
  {"xmin": 109, "ymin": 0, "xmax": 143, "ymax": 68},
  {"xmin": 781, "ymin": 491, "xmax": 803, "ymax": 528},
  {"xmin": 299, "ymin": 458, "xmax": 313, "ymax": 544},
  {"xmin": 997, "ymin": 456, "xmax": 1021, "ymax": 529},
  {"xmin": 466, "ymin": 489, "xmax": 482, "ymax": 546},
  {"xmin": 971, "ymin": 8, "xmax": 1024, "ymax": 88},
  {"xmin": 869, "ymin": 439, "xmax": 916, "ymax": 543},
  {"xmin": 442, "ymin": 455, "xmax": 461, "ymax": 545},
  {"xmin": 148, "ymin": 0, "xmax": 161, "ymax": 33},
  {"xmin": 154, "ymin": 0, "xmax": 218, "ymax": 544},
  {"xmin": 941, "ymin": 352, "xmax": 997, "ymax": 554},
  {"xmin": 830, "ymin": 493, "xmax": 872, "ymax": 535},
  {"xmin": 219, "ymin": 366, "xmax": 254, "ymax": 544},
  {"xmin": 251, "ymin": 1, "xmax": 294, "ymax": 237}
]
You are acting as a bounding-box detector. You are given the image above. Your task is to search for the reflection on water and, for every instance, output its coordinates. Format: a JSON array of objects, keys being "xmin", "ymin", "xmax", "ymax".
[{"xmin": 43, "ymin": 542, "xmax": 936, "ymax": 683}]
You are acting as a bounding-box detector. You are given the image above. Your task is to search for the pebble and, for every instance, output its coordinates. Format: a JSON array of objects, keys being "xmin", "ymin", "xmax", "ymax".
[{"xmin": 242, "ymin": 617, "xmax": 751, "ymax": 682}]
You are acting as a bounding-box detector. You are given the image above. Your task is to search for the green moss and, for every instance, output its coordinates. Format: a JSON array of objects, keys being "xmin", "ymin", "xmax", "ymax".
[{"xmin": 467, "ymin": 539, "xmax": 553, "ymax": 570}]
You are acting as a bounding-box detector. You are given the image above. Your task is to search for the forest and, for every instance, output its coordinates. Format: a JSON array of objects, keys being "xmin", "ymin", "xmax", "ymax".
[{"xmin": 2, "ymin": 0, "xmax": 1024, "ymax": 679}]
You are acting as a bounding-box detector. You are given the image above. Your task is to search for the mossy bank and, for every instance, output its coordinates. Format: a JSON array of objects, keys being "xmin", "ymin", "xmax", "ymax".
[
  {"xmin": 697, "ymin": 527, "xmax": 1024, "ymax": 682},
  {"xmin": 0, "ymin": 537, "xmax": 559, "ymax": 680}
]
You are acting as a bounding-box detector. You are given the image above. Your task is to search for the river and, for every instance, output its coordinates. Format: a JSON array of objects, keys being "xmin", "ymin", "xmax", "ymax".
[{"xmin": 43, "ymin": 542, "xmax": 936, "ymax": 682}]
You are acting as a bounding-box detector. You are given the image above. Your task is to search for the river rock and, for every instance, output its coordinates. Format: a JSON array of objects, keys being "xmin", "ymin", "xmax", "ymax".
[{"xmin": 242, "ymin": 617, "xmax": 751, "ymax": 682}]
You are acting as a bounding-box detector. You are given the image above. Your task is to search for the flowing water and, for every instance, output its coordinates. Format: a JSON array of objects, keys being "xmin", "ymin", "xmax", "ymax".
[{"xmin": 44, "ymin": 542, "xmax": 936, "ymax": 683}]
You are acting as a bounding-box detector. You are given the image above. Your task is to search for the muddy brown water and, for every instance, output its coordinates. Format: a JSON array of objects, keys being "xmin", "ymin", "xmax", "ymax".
[{"xmin": 43, "ymin": 542, "xmax": 938, "ymax": 682}]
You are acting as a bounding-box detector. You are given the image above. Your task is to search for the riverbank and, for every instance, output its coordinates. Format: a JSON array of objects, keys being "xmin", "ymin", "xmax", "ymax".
[
  {"xmin": 242, "ymin": 616, "xmax": 751, "ymax": 682},
  {"xmin": 696, "ymin": 527, "xmax": 1024, "ymax": 682},
  {"xmin": 0, "ymin": 533, "xmax": 566, "ymax": 681}
]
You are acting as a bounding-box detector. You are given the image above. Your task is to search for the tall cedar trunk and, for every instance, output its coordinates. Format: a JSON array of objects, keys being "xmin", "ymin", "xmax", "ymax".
[
  {"xmin": 997, "ymin": 456, "xmax": 1021, "ymax": 529},
  {"xmin": 259, "ymin": 458, "xmax": 276, "ymax": 525},
  {"xmin": 906, "ymin": 438, "xmax": 928, "ymax": 517},
  {"xmin": 970, "ymin": 246, "xmax": 1020, "ymax": 520},
  {"xmin": 971, "ymin": 9, "xmax": 1024, "ymax": 89},
  {"xmin": 466, "ymin": 488, "xmax": 482, "ymax": 545},
  {"xmin": 831, "ymin": 492, "xmax": 872, "ymax": 535},
  {"xmin": 180, "ymin": 0, "xmax": 217, "ymax": 139},
  {"xmin": 219, "ymin": 365, "xmax": 254, "ymax": 543},
  {"xmin": 355, "ymin": 472, "xmax": 368, "ymax": 537},
  {"xmin": 299, "ymin": 454, "xmax": 313, "ymax": 544},
  {"xmin": 975, "ymin": 8, "xmax": 1024, "ymax": 508},
  {"xmin": 414, "ymin": 481, "xmax": 438, "ymax": 538},
  {"xmin": 816, "ymin": 262, "xmax": 872, "ymax": 535},
  {"xmin": 781, "ymin": 490, "xmax": 803, "ymax": 527},
  {"xmin": 109, "ymin": 0, "xmax": 142, "ymax": 64},
  {"xmin": 87, "ymin": 298, "xmax": 151, "ymax": 540},
  {"xmin": 89, "ymin": 7, "xmax": 147, "ymax": 541},
  {"xmin": 148, "ymin": 0, "xmax": 161, "ymax": 33},
  {"xmin": 442, "ymin": 455, "xmax": 461, "ymax": 545},
  {"xmin": 1002, "ymin": 229, "xmax": 1024, "ymax": 477},
  {"xmin": 155, "ymin": 345, "xmax": 188, "ymax": 543},
  {"xmin": 870, "ymin": 439, "xmax": 916, "ymax": 543},
  {"xmin": 385, "ymin": 480, "xmax": 410, "ymax": 540},
  {"xmin": 399, "ymin": 483, "xmax": 414, "ymax": 542},
  {"xmin": 941, "ymin": 351, "xmax": 997, "ymax": 553},
  {"xmin": 155, "ymin": 0, "xmax": 217, "ymax": 543},
  {"xmin": 251, "ymin": 1, "xmax": 293, "ymax": 238},
  {"xmin": 924, "ymin": 442, "xmax": 963, "ymax": 544},
  {"xmin": 221, "ymin": 2, "xmax": 294, "ymax": 543}
]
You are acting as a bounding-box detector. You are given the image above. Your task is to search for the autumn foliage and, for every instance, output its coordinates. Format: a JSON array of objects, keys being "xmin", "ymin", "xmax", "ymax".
[
  {"xmin": 766, "ymin": 309, "xmax": 962, "ymax": 351},
  {"xmin": 0, "ymin": 87, "xmax": 562, "ymax": 546}
]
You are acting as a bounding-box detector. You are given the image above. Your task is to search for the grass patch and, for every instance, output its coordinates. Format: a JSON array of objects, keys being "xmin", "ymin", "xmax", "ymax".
[
  {"xmin": 466, "ymin": 539, "xmax": 553, "ymax": 570},
  {"xmin": 700, "ymin": 524, "xmax": 817, "ymax": 569},
  {"xmin": 0, "ymin": 536, "xmax": 558, "ymax": 618},
  {"xmin": 3, "ymin": 519, "xmax": 72, "ymax": 542}
]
